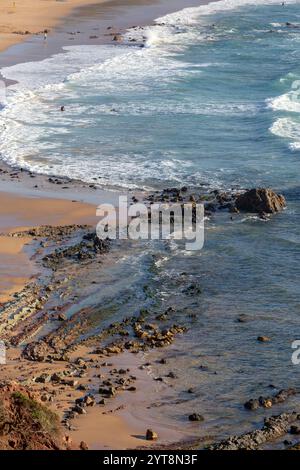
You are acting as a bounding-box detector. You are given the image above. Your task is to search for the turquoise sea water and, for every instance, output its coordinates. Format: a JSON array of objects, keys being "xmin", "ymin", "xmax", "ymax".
[{"xmin": 1, "ymin": 0, "xmax": 300, "ymax": 442}]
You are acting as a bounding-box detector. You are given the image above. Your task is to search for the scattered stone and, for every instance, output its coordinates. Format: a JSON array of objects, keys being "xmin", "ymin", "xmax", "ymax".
[
  {"xmin": 208, "ymin": 412, "xmax": 299, "ymax": 450},
  {"xmin": 235, "ymin": 188, "xmax": 286, "ymax": 214},
  {"xmin": 290, "ymin": 425, "xmax": 300, "ymax": 435},
  {"xmin": 98, "ymin": 386, "xmax": 116, "ymax": 397},
  {"xmin": 166, "ymin": 371, "xmax": 177, "ymax": 379},
  {"xmin": 80, "ymin": 441, "xmax": 89, "ymax": 450},
  {"xmin": 257, "ymin": 336, "xmax": 271, "ymax": 342},
  {"xmin": 188, "ymin": 413, "xmax": 204, "ymax": 422},
  {"xmin": 57, "ymin": 313, "xmax": 67, "ymax": 321},
  {"xmin": 35, "ymin": 373, "xmax": 51, "ymax": 384}
]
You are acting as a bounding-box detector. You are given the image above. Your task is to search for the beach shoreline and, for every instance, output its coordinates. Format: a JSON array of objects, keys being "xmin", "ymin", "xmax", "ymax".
[
  {"xmin": 0, "ymin": 0, "xmax": 215, "ymax": 451},
  {"xmin": 3, "ymin": 0, "xmax": 295, "ymax": 453}
]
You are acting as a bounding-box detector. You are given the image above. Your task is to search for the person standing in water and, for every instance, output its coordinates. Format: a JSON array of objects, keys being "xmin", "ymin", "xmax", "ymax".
[{"xmin": 44, "ymin": 29, "xmax": 48, "ymax": 41}]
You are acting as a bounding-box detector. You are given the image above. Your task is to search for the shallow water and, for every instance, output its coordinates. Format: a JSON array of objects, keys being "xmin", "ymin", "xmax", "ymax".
[{"xmin": 1, "ymin": 0, "xmax": 300, "ymax": 444}]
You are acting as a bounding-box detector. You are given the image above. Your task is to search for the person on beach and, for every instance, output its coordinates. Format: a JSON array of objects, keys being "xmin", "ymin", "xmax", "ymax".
[{"xmin": 44, "ymin": 29, "xmax": 48, "ymax": 41}]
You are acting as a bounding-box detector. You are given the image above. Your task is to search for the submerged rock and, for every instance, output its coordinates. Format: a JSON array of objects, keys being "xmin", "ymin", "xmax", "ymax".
[{"xmin": 208, "ymin": 412, "xmax": 299, "ymax": 450}]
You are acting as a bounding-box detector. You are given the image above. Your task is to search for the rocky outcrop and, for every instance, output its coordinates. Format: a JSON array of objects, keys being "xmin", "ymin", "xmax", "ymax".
[
  {"xmin": 42, "ymin": 232, "xmax": 110, "ymax": 269},
  {"xmin": 235, "ymin": 188, "xmax": 286, "ymax": 214},
  {"xmin": 145, "ymin": 186, "xmax": 286, "ymax": 217}
]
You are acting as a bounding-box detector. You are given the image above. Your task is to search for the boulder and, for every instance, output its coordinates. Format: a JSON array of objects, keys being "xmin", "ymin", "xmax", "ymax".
[
  {"xmin": 146, "ymin": 429, "xmax": 158, "ymax": 440},
  {"xmin": 188, "ymin": 413, "xmax": 204, "ymax": 422},
  {"xmin": 235, "ymin": 188, "xmax": 286, "ymax": 214},
  {"xmin": 98, "ymin": 386, "xmax": 116, "ymax": 397}
]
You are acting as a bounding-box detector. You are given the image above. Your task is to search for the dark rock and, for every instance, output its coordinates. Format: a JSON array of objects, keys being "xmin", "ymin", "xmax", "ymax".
[
  {"xmin": 208, "ymin": 412, "xmax": 298, "ymax": 450},
  {"xmin": 57, "ymin": 313, "xmax": 67, "ymax": 321},
  {"xmin": 188, "ymin": 413, "xmax": 204, "ymax": 422},
  {"xmin": 244, "ymin": 399, "xmax": 260, "ymax": 411},
  {"xmin": 98, "ymin": 386, "xmax": 115, "ymax": 397},
  {"xmin": 257, "ymin": 336, "xmax": 271, "ymax": 342},
  {"xmin": 235, "ymin": 188, "xmax": 286, "ymax": 214},
  {"xmin": 80, "ymin": 441, "xmax": 89, "ymax": 450}
]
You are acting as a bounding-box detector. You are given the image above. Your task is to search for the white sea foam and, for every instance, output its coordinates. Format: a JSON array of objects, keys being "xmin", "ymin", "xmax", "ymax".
[
  {"xmin": 0, "ymin": 0, "xmax": 300, "ymax": 187},
  {"xmin": 270, "ymin": 117, "xmax": 300, "ymax": 149}
]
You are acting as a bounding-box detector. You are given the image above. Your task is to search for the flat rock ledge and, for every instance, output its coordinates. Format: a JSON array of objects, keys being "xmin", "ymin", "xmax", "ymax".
[{"xmin": 207, "ymin": 412, "xmax": 299, "ymax": 450}]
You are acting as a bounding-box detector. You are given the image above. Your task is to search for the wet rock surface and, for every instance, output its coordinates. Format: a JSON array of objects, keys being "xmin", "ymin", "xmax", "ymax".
[
  {"xmin": 145, "ymin": 185, "xmax": 286, "ymax": 219},
  {"xmin": 244, "ymin": 389, "xmax": 297, "ymax": 411},
  {"xmin": 0, "ymin": 166, "xmax": 292, "ymax": 450},
  {"xmin": 235, "ymin": 188, "xmax": 286, "ymax": 214},
  {"xmin": 208, "ymin": 412, "xmax": 300, "ymax": 450},
  {"xmin": 0, "ymin": 380, "xmax": 64, "ymax": 450}
]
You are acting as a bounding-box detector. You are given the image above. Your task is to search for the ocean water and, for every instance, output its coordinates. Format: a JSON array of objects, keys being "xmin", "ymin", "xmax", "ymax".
[
  {"xmin": 1, "ymin": 0, "xmax": 300, "ymax": 444},
  {"xmin": 1, "ymin": 0, "xmax": 300, "ymax": 191}
]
